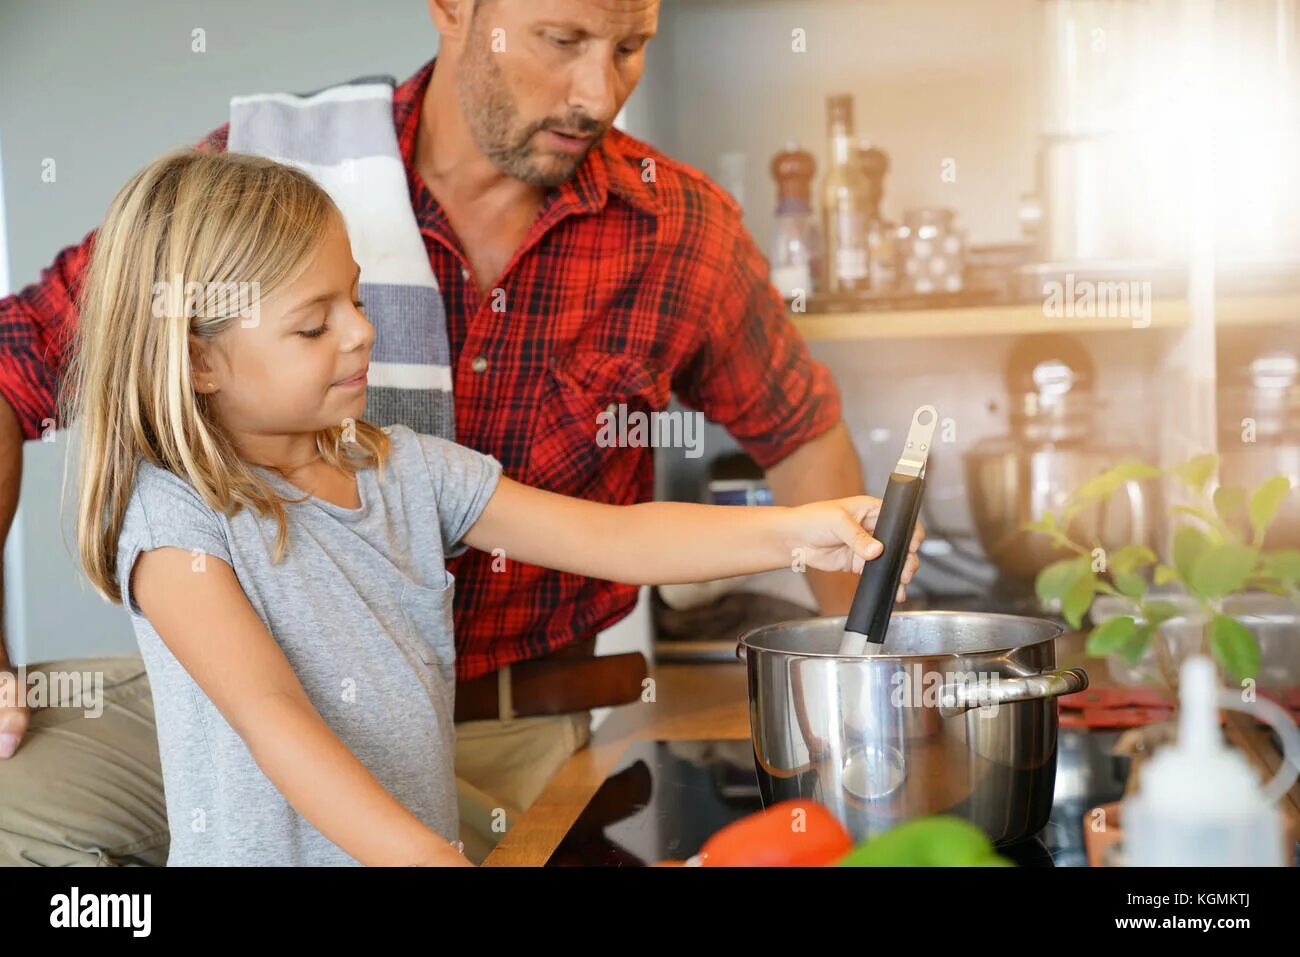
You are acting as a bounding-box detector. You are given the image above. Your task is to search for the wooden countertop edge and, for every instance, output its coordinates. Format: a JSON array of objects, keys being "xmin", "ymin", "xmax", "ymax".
[{"xmin": 481, "ymin": 662, "xmax": 750, "ymax": 867}]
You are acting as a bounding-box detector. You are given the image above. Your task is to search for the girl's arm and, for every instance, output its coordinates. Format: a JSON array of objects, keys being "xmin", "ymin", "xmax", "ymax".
[
  {"xmin": 130, "ymin": 546, "xmax": 471, "ymax": 867},
  {"xmin": 462, "ymin": 476, "xmax": 920, "ymax": 591}
]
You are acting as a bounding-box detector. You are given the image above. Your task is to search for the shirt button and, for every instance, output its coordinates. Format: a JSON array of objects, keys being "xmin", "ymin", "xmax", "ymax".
[
  {"xmin": 471, "ymin": 356, "xmax": 489, "ymax": 374},
  {"xmin": 461, "ymin": 266, "xmax": 471, "ymax": 282}
]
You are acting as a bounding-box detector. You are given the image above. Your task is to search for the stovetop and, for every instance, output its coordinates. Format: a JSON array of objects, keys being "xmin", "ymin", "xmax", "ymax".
[{"xmin": 547, "ymin": 729, "xmax": 1129, "ymax": 866}]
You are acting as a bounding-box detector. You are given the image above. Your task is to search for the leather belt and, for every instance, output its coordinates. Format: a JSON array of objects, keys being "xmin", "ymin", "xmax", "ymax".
[{"xmin": 454, "ymin": 637, "xmax": 648, "ymax": 722}]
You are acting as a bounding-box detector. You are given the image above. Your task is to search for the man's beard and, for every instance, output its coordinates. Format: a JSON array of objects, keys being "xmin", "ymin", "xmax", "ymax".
[{"xmin": 456, "ymin": 35, "xmax": 608, "ymax": 188}]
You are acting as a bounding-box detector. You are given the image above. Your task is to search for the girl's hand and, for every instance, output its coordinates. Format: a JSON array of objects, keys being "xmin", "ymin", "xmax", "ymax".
[
  {"xmin": 781, "ymin": 496, "xmax": 924, "ymax": 602},
  {"xmin": 411, "ymin": 838, "xmax": 475, "ymax": 867}
]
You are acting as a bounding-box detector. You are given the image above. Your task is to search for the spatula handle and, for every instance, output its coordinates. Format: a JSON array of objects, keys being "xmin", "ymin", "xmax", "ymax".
[{"xmin": 844, "ymin": 471, "xmax": 924, "ymax": 643}]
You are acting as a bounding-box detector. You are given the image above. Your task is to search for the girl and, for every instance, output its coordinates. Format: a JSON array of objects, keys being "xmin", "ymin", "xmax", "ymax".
[{"xmin": 64, "ymin": 149, "xmax": 918, "ymax": 867}]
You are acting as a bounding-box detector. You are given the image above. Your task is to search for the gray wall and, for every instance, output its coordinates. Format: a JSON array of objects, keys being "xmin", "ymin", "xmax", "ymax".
[
  {"xmin": 643, "ymin": 0, "xmax": 1042, "ymax": 255},
  {"xmin": 0, "ymin": 0, "xmax": 665, "ymax": 668},
  {"xmin": 0, "ymin": 0, "xmax": 451, "ymax": 662}
]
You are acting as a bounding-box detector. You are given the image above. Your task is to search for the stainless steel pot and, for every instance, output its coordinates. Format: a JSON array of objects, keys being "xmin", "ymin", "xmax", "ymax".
[{"xmin": 738, "ymin": 611, "xmax": 1088, "ymax": 846}]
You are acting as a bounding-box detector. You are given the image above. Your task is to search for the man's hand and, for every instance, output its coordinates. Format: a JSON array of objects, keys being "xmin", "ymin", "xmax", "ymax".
[{"xmin": 0, "ymin": 396, "xmax": 26, "ymax": 758}]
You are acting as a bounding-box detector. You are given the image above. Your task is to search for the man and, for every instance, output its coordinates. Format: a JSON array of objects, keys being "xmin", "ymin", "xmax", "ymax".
[{"xmin": 0, "ymin": 0, "xmax": 918, "ymax": 865}]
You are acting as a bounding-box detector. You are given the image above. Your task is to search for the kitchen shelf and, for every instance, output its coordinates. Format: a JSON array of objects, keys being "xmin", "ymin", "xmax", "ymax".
[{"xmin": 788, "ymin": 292, "xmax": 1300, "ymax": 342}]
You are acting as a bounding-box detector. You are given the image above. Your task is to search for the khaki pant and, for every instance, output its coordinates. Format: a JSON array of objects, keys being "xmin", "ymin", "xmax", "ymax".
[
  {"xmin": 455, "ymin": 709, "xmax": 591, "ymax": 865},
  {"xmin": 0, "ymin": 654, "xmax": 589, "ymax": 866}
]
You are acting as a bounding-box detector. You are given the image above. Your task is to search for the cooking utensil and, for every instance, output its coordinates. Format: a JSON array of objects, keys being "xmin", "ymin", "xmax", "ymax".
[
  {"xmin": 840, "ymin": 405, "xmax": 936, "ymax": 653},
  {"xmin": 739, "ymin": 611, "xmax": 1090, "ymax": 845},
  {"xmin": 963, "ymin": 335, "xmax": 1157, "ymax": 582}
]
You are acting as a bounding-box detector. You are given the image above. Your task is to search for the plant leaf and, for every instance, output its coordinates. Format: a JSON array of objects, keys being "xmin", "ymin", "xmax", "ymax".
[
  {"xmin": 1188, "ymin": 543, "xmax": 1260, "ymax": 600},
  {"xmin": 1172, "ymin": 525, "xmax": 1212, "ymax": 584},
  {"xmin": 1087, "ymin": 616, "xmax": 1138, "ymax": 656},
  {"xmin": 1154, "ymin": 563, "xmax": 1179, "ymax": 586},
  {"xmin": 1115, "ymin": 572, "xmax": 1147, "ymax": 600},
  {"xmin": 1210, "ymin": 614, "xmax": 1260, "ymax": 682},
  {"xmin": 1261, "ymin": 549, "xmax": 1300, "ymax": 586},
  {"xmin": 1249, "ymin": 476, "xmax": 1293, "ymax": 545},
  {"xmin": 1061, "ymin": 501, "xmax": 1089, "ymax": 527},
  {"xmin": 1035, "ymin": 556, "xmax": 1089, "ymax": 605},
  {"xmin": 1093, "ymin": 580, "xmax": 1123, "ymax": 599},
  {"xmin": 1142, "ymin": 600, "xmax": 1181, "ymax": 630},
  {"xmin": 1212, "ymin": 486, "xmax": 1246, "ymax": 522},
  {"xmin": 1171, "ymin": 454, "xmax": 1218, "ymax": 491},
  {"xmin": 1072, "ymin": 461, "xmax": 1162, "ymax": 502},
  {"xmin": 1023, "ymin": 511, "xmax": 1079, "ymax": 553},
  {"xmin": 1119, "ymin": 623, "xmax": 1153, "ymax": 665},
  {"xmin": 1108, "ymin": 544, "xmax": 1158, "ymax": 576},
  {"xmin": 1170, "ymin": 504, "xmax": 1224, "ymax": 534},
  {"xmin": 835, "ymin": 816, "xmax": 1013, "ymax": 867},
  {"xmin": 1023, "ymin": 512, "xmax": 1059, "ymax": 535},
  {"xmin": 1061, "ymin": 575, "xmax": 1096, "ymax": 630}
]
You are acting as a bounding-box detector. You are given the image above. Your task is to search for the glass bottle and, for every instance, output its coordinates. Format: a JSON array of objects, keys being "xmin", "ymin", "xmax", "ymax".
[
  {"xmin": 821, "ymin": 95, "xmax": 871, "ymax": 294},
  {"xmin": 858, "ymin": 143, "xmax": 898, "ymax": 293},
  {"xmin": 769, "ymin": 142, "xmax": 821, "ymax": 299}
]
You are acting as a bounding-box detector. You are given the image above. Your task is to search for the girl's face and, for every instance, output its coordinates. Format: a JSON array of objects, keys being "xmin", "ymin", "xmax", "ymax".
[{"xmin": 190, "ymin": 212, "xmax": 375, "ymax": 441}]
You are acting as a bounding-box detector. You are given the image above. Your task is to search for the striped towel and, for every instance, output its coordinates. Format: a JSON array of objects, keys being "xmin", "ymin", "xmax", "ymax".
[{"xmin": 228, "ymin": 75, "xmax": 455, "ymax": 441}]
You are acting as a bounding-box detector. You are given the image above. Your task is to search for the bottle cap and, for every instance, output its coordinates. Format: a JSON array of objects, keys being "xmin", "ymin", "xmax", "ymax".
[{"xmin": 771, "ymin": 143, "xmax": 816, "ymax": 204}]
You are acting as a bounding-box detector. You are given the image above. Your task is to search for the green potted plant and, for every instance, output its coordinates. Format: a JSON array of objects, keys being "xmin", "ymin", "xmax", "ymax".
[{"xmin": 1026, "ymin": 453, "xmax": 1299, "ymax": 700}]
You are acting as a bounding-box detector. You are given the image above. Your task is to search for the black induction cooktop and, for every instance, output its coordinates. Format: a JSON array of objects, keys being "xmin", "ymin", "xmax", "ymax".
[{"xmin": 546, "ymin": 730, "xmax": 1130, "ymax": 866}]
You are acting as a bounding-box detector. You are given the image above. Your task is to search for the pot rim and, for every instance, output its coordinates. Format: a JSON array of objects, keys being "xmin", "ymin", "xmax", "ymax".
[{"xmin": 737, "ymin": 609, "xmax": 1066, "ymax": 659}]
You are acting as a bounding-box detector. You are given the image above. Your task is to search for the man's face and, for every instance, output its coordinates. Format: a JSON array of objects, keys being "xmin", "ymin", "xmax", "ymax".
[{"xmin": 455, "ymin": 0, "xmax": 659, "ymax": 188}]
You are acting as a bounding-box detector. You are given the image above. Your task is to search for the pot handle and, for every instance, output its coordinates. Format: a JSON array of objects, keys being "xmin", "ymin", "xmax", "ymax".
[{"xmin": 939, "ymin": 667, "xmax": 1089, "ymax": 719}]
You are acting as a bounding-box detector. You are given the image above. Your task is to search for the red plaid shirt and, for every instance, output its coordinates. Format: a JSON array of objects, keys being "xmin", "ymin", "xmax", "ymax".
[{"xmin": 0, "ymin": 58, "xmax": 841, "ymax": 680}]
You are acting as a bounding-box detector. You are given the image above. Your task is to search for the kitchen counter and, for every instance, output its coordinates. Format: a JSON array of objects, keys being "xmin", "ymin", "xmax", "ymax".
[
  {"xmin": 482, "ymin": 631, "xmax": 1101, "ymax": 867},
  {"xmin": 486, "ymin": 634, "xmax": 1300, "ymax": 868},
  {"xmin": 481, "ymin": 661, "xmax": 751, "ymax": 866}
]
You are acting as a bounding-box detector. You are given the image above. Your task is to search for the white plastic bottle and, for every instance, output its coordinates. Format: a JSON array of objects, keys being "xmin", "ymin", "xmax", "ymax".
[{"xmin": 1123, "ymin": 654, "xmax": 1300, "ymax": 866}]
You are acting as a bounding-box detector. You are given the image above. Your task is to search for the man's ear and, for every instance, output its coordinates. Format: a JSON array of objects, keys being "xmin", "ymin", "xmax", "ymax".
[{"xmin": 428, "ymin": 0, "xmax": 472, "ymax": 40}]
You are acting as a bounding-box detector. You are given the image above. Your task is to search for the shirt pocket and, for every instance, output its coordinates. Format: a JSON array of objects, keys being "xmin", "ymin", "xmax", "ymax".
[
  {"xmin": 527, "ymin": 349, "xmax": 670, "ymax": 500},
  {"xmin": 400, "ymin": 572, "xmax": 457, "ymax": 682}
]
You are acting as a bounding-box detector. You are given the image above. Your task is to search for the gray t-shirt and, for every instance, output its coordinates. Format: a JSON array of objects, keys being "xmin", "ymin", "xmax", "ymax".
[{"xmin": 116, "ymin": 423, "xmax": 502, "ymax": 866}]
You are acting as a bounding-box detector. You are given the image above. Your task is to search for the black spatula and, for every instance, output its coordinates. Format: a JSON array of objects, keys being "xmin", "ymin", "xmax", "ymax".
[{"xmin": 839, "ymin": 405, "xmax": 937, "ymax": 654}]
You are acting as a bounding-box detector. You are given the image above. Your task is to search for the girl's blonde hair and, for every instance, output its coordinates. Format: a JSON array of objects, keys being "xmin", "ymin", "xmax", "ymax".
[{"xmin": 61, "ymin": 149, "xmax": 391, "ymax": 605}]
